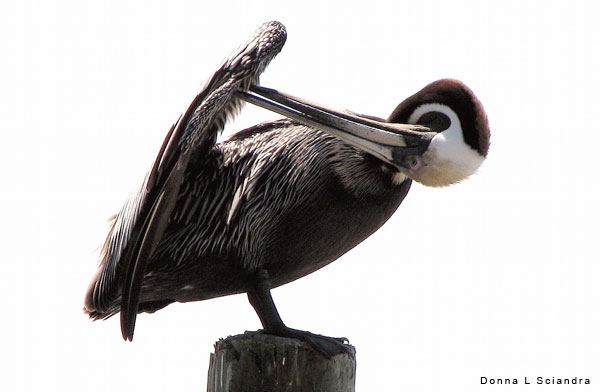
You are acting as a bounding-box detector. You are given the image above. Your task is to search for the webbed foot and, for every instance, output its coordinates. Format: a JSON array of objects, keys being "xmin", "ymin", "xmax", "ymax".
[{"xmin": 261, "ymin": 326, "xmax": 352, "ymax": 359}]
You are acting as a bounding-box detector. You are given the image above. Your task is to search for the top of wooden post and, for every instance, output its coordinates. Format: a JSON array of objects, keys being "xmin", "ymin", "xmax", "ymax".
[{"xmin": 207, "ymin": 331, "xmax": 356, "ymax": 392}]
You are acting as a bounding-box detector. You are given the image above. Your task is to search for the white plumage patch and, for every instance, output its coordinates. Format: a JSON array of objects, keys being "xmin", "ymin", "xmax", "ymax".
[
  {"xmin": 407, "ymin": 103, "xmax": 485, "ymax": 187},
  {"xmin": 227, "ymin": 179, "xmax": 247, "ymax": 225},
  {"xmin": 392, "ymin": 171, "xmax": 407, "ymax": 185}
]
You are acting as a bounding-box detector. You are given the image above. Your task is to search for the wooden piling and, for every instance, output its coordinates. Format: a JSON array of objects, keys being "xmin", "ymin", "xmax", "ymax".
[{"xmin": 207, "ymin": 332, "xmax": 356, "ymax": 392}]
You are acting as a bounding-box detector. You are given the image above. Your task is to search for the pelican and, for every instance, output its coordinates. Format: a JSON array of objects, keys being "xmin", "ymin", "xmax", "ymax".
[{"xmin": 84, "ymin": 21, "xmax": 490, "ymax": 357}]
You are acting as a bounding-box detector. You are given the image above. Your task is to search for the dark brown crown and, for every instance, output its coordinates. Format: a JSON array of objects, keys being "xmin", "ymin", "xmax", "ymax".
[{"xmin": 388, "ymin": 79, "xmax": 490, "ymax": 157}]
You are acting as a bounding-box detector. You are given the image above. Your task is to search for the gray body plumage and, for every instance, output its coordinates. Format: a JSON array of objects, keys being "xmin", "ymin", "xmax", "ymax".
[{"xmin": 89, "ymin": 118, "xmax": 410, "ymax": 319}]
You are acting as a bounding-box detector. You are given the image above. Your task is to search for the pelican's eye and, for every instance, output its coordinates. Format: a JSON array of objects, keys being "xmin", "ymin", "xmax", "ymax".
[{"xmin": 416, "ymin": 111, "xmax": 451, "ymax": 133}]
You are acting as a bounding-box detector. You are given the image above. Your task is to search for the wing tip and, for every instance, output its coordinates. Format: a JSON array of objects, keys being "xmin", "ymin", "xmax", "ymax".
[{"xmin": 120, "ymin": 305, "xmax": 137, "ymax": 342}]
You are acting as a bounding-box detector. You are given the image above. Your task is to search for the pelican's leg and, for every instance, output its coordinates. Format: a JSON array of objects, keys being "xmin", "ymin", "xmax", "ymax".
[{"xmin": 247, "ymin": 269, "xmax": 351, "ymax": 359}]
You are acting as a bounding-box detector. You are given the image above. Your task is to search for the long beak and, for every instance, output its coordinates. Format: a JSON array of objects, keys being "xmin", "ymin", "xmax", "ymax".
[{"xmin": 238, "ymin": 85, "xmax": 437, "ymax": 170}]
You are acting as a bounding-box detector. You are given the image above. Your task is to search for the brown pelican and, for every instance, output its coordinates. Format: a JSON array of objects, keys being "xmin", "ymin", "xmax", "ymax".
[{"xmin": 84, "ymin": 21, "xmax": 490, "ymax": 358}]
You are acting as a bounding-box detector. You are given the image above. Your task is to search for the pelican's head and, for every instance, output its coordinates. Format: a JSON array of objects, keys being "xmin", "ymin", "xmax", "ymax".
[
  {"xmin": 240, "ymin": 79, "xmax": 489, "ymax": 188},
  {"xmin": 387, "ymin": 79, "xmax": 490, "ymax": 187}
]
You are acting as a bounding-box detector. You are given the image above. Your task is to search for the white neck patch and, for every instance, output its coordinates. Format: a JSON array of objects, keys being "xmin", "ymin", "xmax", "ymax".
[{"xmin": 407, "ymin": 103, "xmax": 484, "ymax": 186}]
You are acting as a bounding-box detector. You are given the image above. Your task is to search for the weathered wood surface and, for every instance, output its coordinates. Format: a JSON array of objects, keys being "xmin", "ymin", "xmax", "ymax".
[{"xmin": 207, "ymin": 332, "xmax": 356, "ymax": 392}]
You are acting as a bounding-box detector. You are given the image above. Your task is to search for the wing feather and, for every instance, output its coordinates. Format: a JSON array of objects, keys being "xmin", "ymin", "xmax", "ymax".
[{"xmin": 83, "ymin": 22, "xmax": 287, "ymax": 340}]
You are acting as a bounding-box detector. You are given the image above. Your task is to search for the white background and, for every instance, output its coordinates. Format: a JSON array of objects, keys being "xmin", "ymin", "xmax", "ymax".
[{"xmin": 2, "ymin": 1, "xmax": 599, "ymax": 391}]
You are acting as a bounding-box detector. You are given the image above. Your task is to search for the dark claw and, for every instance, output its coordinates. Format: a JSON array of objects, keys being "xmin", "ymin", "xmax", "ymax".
[{"xmin": 260, "ymin": 327, "xmax": 353, "ymax": 359}]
